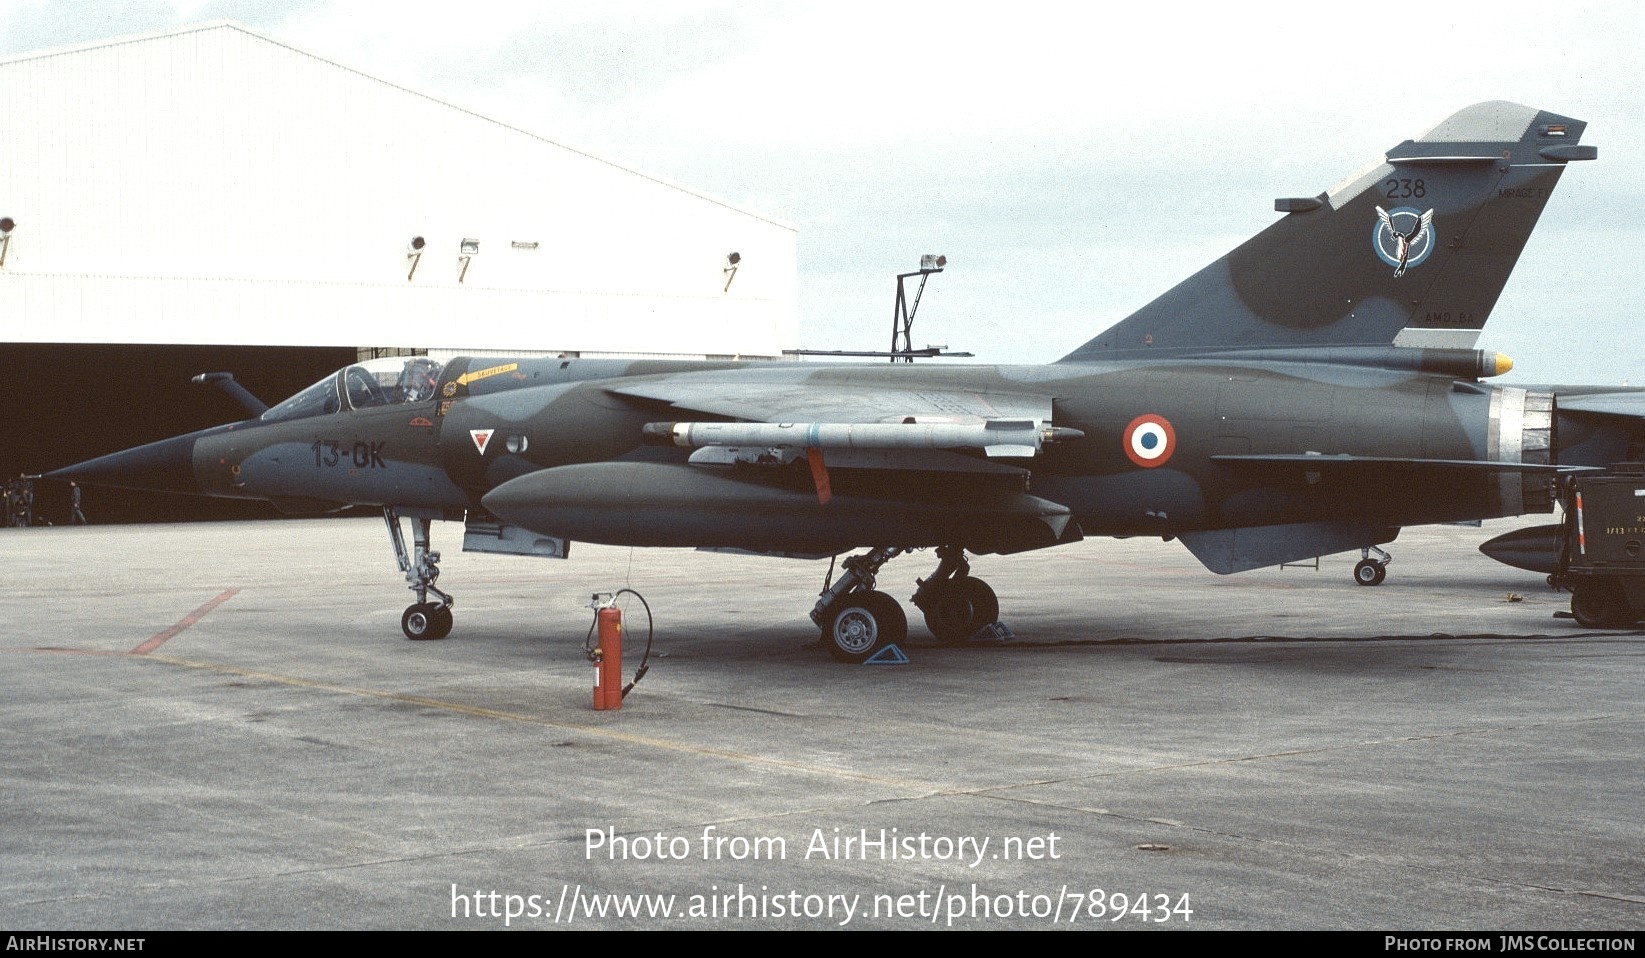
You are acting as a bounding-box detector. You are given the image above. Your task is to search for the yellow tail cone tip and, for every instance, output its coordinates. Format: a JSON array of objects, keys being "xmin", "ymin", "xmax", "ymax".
[{"xmin": 1492, "ymin": 353, "xmax": 1515, "ymax": 376}]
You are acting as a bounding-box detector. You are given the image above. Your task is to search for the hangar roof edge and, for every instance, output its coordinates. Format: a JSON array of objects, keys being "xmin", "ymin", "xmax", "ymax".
[{"xmin": 0, "ymin": 20, "xmax": 799, "ymax": 233}]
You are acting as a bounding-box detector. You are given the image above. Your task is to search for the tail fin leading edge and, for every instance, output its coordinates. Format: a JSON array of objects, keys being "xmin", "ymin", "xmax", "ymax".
[{"xmin": 1060, "ymin": 102, "xmax": 1595, "ymax": 363}]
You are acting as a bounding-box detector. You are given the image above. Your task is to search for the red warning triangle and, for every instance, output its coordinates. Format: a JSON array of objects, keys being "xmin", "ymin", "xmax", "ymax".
[{"xmin": 470, "ymin": 429, "xmax": 494, "ymax": 454}]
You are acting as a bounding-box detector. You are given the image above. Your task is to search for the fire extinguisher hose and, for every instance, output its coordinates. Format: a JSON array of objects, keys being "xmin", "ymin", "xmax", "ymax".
[{"xmin": 583, "ymin": 588, "xmax": 655, "ymax": 699}]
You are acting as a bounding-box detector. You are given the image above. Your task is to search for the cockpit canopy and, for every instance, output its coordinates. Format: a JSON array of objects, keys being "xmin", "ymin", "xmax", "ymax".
[{"xmin": 261, "ymin": 356, "xmax": 445, "ymax": 422}]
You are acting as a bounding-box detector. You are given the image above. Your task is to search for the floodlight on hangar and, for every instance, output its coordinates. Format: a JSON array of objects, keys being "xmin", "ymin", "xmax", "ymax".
[
  {"xmin": 723, "ymin": 251, "xmax": 741, "ymax": 292},
  {"xmin": 0, "ymin": 217, "xmax": 13, "ymax": 268},
  {"xmin": 405, "ymin": 235, "xmax": 426, "ymax": 282},
  {"xmin": 458, "ymin": 238, "xmax": 479, "ymax": 283}
]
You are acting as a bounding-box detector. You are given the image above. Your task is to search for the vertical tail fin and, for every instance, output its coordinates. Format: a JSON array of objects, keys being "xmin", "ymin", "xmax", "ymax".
[{"xmin": 1060, "ymin": 102, "xmax": 1595, "ymax": 362}]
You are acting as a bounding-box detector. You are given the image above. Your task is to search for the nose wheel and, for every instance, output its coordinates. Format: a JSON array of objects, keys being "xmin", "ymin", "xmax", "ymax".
[
  {"xmin": 1353, "ymin": 546, "xmax": 1391, "ymax": 586},
  {"xmin": 402, "ymin": 602, "xmax": 454, "ymax": 640}
]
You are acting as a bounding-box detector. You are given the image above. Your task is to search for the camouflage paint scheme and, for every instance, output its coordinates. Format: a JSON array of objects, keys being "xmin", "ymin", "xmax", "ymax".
[{"xmin": 50, "ymin": 102, "xmax": 1643, "ymax": 659}]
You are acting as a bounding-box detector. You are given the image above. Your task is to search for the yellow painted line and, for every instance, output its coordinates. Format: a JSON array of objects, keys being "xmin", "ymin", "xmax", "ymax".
[{"xmin": 142, "ymin": 653, "xmax": 927, "ymax": 790}]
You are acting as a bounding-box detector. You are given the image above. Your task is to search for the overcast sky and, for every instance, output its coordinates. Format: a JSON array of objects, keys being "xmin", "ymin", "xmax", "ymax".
[{"xmin": 3, "ymin": 0, "xmax": 1642, "ymax": 384}]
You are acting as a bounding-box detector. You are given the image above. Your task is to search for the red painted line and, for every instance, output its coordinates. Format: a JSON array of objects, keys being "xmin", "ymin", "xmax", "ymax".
[
  {"xmin": 131, "ymin": 589, "xmax": 240, "ymax": 655},
  {"xmin": 1, "ymin": 648, "xmax": 129, "ymax": 657}
]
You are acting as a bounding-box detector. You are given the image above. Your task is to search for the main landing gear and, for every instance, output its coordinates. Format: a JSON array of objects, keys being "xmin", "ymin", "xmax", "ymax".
[
  {"xmin": 1354, "ymin": 545, "xmax": 1391, "ymax": 586},
  {"xmin": 912, "ymin": 545, "xmax": 999, "ymax": 644},
  {"xmin": 385, "ymin": 507, "xmax": 454, "ymax": 640},
  {"xmin": 810, "ymin": 545, "xmax": 999, "ymax": 662}
]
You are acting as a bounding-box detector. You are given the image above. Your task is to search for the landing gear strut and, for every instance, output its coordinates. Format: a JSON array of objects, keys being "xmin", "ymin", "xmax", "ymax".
[
  {"xmin": 385, "ymin": 507, "xmax": 453, "ymax": 640},
  {"xmin": 912, "ymin": 545, "xmax": 998, "ymax": 643},
  {"xmin": 1354, "ymin": 546, "xmax": 1391, "ymax": 586},
  {"xmin": 810, "ymin": 544, "xmax": 1002, "ymax": 661},
  {"xmin": 810, "ymin": 547, "xmax": 907, "ymax": 662}
]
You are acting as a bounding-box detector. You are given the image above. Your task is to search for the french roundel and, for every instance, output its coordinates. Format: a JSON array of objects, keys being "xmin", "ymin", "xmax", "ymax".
[{"xmin": 1123, "ymin": 414, "xmax": 1176, "ymax": 468}]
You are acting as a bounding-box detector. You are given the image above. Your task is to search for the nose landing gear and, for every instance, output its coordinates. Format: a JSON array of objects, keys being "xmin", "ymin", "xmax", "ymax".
[
  {"xmin": 1354, "ymin": 545, "xmax": 1391, "ymax": 586},
  {"xmin": 385, "ymin": 507, "xmax": 454, "ymax": 639},
  {"xmin": 401, "ymin": 602, "xmax": 453, "ymax": 640}
]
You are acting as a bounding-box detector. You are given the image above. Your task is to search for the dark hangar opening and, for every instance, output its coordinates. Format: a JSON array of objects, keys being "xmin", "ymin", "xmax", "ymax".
[{"xmin": 2, "ymin": 342, "xmax": 357, "ymax": 524}]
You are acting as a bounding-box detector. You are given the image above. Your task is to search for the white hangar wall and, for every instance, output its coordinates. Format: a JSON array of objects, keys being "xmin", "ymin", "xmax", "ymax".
[{"xmin": 0, "ymin": 22, "xmax": 799, "ymax": 358}]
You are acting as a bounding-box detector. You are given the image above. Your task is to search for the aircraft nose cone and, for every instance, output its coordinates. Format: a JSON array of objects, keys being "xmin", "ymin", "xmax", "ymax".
[{"xmin": 45, "ymin": 432, "xmax": 201, "ymax": 495}]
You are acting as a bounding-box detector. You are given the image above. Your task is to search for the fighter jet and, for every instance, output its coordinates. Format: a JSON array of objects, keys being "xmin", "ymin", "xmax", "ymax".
[{"xmin": 47, "ymin": 101, "xmax": 1639, "ymax": 661}]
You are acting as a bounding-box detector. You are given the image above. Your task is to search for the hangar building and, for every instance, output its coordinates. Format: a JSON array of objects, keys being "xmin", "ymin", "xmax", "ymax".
[
  {"xmin": 0, "ymin": 22, "xmax": 800, "ymax": 520},
  {"xmin": 0, "ymin": 21, "xmax": 799, "ymax": 358}
]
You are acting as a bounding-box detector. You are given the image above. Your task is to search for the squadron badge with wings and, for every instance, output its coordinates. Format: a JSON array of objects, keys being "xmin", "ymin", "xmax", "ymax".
[{"xmin": 1373, "ymin": 205, "xmax": 1435, "ymax": 277}]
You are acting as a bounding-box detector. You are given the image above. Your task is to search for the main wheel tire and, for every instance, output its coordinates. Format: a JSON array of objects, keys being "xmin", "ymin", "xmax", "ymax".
[
  {"xmin": 1572, "ymin": 578, "xmax": 1632, "ymax": 629},
  {"xmin": 1354, "ymin": 559, "xmax": 1387, "ymax": 586},
  {"xmin": 824, "ymin": 590, "xmax": 907, "ymax": 663},
  {"xmin": 402, "ymin": 602, "xmax": 447, "ymax": 640},
  {"xmin": 428, "ymin": 605, "xmax": 454, "ymax": 640},
  {"xmin": 922, "ymin": 577, "xmax": 1000, "ymax": 644}
]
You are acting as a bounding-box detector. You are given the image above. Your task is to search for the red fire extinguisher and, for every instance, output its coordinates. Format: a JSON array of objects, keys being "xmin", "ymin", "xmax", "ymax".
[
  {"xmin": 586, "ymin": 589, "xmax": 653, "ymax": 711},
  {"xmin": 593, "ymin": 605, "xmax": 623, "ymax": 711}
]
